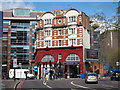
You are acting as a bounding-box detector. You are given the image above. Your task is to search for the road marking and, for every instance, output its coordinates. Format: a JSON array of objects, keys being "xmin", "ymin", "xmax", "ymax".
[
  {"xmin": 17, "ymin": 80, "xmax": 24, "ymax": 88},
  {"xmin": 43, "ymin": 81, "xmax": 52, "ymax": 89},
  {"xmin": 71, "ymin": 81, "xmax": 89, "ymax": 89}
]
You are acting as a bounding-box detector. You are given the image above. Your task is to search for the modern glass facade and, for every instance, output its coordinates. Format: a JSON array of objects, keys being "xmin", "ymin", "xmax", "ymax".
[
  {"xmin": 2, "ymin": 8, "xmax": 44, "ymax": 74},
  {"xmin": 13, "ymin": 8, "xmax": 30, "ymax": 16},
  {"xmin": 11, "ymin": 21, "xmax": 30, "ymax": 65}
]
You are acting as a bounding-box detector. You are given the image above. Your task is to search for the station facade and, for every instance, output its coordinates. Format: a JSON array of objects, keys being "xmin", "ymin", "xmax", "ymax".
[{"xmin": 35, "ymin": 8, "xmax": 91, "ymax": 78}]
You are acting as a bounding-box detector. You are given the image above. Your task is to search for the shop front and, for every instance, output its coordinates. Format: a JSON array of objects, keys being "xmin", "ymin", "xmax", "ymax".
[
  {"xmin": 64, "ymin": 61, "xmax": 80, "ymax": 78},
  {"xmin": 35, "ymin": 46, "xmax": 84, "ymax": 78}
]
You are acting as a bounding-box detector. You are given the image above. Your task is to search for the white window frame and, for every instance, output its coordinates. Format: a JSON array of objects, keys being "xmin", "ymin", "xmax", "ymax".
[
  {"xmin": 58, "ymin": 54, "xmax": 62, "ymax": 59},
  {"xmin": 68, "ymin": 16, "xmax": 76, "ymax": 22},
  {"xmin": 66, "ymin": 54, "xmax": 80, "ymax": 61},
  {"xmin": 42, "ymin": 55, "xmax": 54, "ymax": 62},
  {"xmin": 45, "ymin": 30, "xmax": 51, "ymax": 36},
  {"xmin": 69, "ymin": 39, "xmax": 76, "ymax": 46},
  {"xmin": 44, "ymin": 19, "xmax": 52, "ymax": 25},
  {"xmin": 45, "ymin": 40, "xmax": 51, "ymax": 47},
  {"xmin": 69, "ymin": 28, "xmax": 76, "ymax": 34}
]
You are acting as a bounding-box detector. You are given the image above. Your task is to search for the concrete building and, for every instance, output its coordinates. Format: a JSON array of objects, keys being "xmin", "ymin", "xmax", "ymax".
[
  {"xmin": 35, "ymin": 8, "xmax": 91, "ymax": 78},
  {"xmin": 100, "ymin": 30, "xmax": 119, "ymax": 68},
  {"xmin": 2, "ymin": 8, "xmax": 45, "ymax": 75}
]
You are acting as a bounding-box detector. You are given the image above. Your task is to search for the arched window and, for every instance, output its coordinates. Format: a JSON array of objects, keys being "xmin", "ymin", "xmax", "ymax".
[
  {"xmin": 42, "ymin": 55, "xmax": 54, "ymax": 62},
  {"xmin": 66, "ymin": 53, "xmax": 80, "ymax": 61}
]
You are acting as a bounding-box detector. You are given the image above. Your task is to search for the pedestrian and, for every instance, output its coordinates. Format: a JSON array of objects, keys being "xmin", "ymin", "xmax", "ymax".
[
  {"xmin": 65, "ymin": 72, "xmax": 68, "ymax": 79},
  {"xmin": 49, "ymin": 69, "xmax": 53, "ymax": 80}
]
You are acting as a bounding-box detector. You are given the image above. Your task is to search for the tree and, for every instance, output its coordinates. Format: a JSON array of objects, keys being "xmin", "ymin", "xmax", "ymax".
[
  {"xmin": 90, "ymin": 12, "xmax": 115, "ymax": 34},
  {"xmin": 108, "ymin": 48, "xmax": 120, "ymax": 68},
  {"xmin": 90, "ymin": 9, "xmax": 119, "ymax": 69}
]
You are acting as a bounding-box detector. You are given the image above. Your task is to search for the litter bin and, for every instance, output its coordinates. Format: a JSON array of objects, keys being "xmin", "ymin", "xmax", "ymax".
[{"xmin": 80, "ymin": 73, "xmax": 86, "ymax": 78}]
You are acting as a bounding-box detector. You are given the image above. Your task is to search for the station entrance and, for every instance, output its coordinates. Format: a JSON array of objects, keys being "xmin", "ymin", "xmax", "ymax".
[{"xmin": 64, "ymin": 62, "xmax": 80, "ymax": 78}]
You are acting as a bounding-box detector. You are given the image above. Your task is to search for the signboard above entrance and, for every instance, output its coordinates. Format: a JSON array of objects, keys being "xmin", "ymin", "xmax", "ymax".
[{"xmin": 63, "ymin": 62, "xmax": 79, "ymax": 65}]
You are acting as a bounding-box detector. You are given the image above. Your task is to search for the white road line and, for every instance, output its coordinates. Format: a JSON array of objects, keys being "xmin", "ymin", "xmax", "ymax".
[
  {"xmin": 71, "ymin": 81, "xmax": 89, "ymax": 89},
  {"xmin": 43, "ymin": 81, "xmax": 52, "ymax": 89}
]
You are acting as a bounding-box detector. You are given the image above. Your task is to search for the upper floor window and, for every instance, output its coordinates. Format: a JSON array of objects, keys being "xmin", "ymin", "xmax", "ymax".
[
  {"xmin": 58, "ymin": 30, "xmax": 62, "ymax": 36},
  {"xmin": 69, "ymin": 39, "xmax": 76, "ymax": 45},
  {"xmin": 45, "ymin": 40, "xmax": 51, "ymax": 47},
  {"xmin": 69, "ymin": 28, "xmax": 76, "ymax": 34},
  {"xmin": 68, "ymin": 16, "xmax": 76, "ymax": 22},
  {"xmin": 13, "ymin": 8, "xmax": 30, "ymax": 16},
  {"xmin": 3, "ymin": 20, "xmax": 10, "ymax": 25},
  {"xmin": 44, "ymin": 19, "xmax": 52, "ymax": 25},
  {"xmin": 30, "ymin": 21, "xmax": 37, "ymax": 25},
  {"xmin": 45, "ymin": 30, "xmax": 51, "ymax": 36}
]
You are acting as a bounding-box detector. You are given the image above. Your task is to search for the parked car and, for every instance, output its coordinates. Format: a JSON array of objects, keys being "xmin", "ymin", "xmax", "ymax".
[
  {"xmin": 85, "ymin": 73, "xmax": 98, "ymax": 84},
  {"xmin": 27, "ymin": 73, "xmax": 36, "ymax": 79},
  {"xmin": 111, "ymin": 71, "xmax": 120, "ymax": 81}
]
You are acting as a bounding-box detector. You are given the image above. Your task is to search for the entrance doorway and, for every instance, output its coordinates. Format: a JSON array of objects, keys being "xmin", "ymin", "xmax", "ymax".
[
  {"xmin": 65, "ymin": 65, "xmax": 80, "ymax": 78},
  {"xmin": 69, "ymin": 65, "xmax": 77, "ymax": 78}
]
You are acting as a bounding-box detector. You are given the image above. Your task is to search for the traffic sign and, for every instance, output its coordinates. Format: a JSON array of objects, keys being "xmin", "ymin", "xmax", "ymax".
[
  {"xmin": 13, "ymin": 58, "xmax": 18, "ymax": 68},
  {"xmin": 116, "ymin": 62, "xmax": 120, "ymax": 66},
  {"xmin": 34, "ymin": 66, "xmax": 38, "ymax": 72},
  {"xmin": 13, "ymin": 52, "xmax": 17, "ymax": 55}
]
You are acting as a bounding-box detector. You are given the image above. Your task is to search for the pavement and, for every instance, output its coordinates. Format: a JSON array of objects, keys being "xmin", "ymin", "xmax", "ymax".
[{"xmin": 2, "ymin": 79, "xmax": 20, "ymax": 89}]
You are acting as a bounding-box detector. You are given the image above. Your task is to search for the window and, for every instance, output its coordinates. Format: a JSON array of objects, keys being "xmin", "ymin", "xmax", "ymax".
[
  {"xmin": 44, "ymin": 19, "xmax": 52, "ymax": 25},
  {"xmin": 58, "ymin": 19, "xmax": 62, "ymax": 24},
  {"xmin": 66, "ymin": 54, "xmax": 80, "ymax": 61},
  {"xmin": 69, "ymin": 16, "xmax": 76, "ymax": 22},
  {"xmin": 56, "ymin": 11, "xmax": 61, "ymax": 15},
  {"xmin": 45, "ymin": 40, "xmax": 51, "ymax": 47},
  {"xmin": 69, "ymin": 39, "xmax": 76, "ymax": 45},
  {"xmin": 42, "ymin": 55, "xmax": 54, "ymax": 62},
  {"xmin": 13, "ymin": 8, "xmax": 30, "ymax": 16},
  {"xmin": 56, "ymin": 11, "xmax": 63, "ymax": 15},
  {"xmin": 3, "ymin": 20, "xmax": 10, "ymax": 25},
  {"xmin": 45, "ymin": 30, "xmax": 51, "ymax": 36},
  {"xmin": 69, "ymin": 28, "xmax": 75, "ymax": 34},
  {"xmin": 58, "ymin": 30, "xmax": 62, "ymax": 36},
  {"xmin": 58, "ymin": 40, "xmax": 62, "ymax": 46},
  {"xmin": 58, "ymin": 54, "xmax": 62, "ymax": 59},
  {"xmin": 30, "ymin": 21, "xmax": 36, "ymax": 25}
]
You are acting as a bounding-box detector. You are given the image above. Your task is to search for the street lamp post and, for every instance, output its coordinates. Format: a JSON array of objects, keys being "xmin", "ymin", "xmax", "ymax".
[{"xmin": 13, "ymin": 52, "xmax": 18, "ymax": 81}]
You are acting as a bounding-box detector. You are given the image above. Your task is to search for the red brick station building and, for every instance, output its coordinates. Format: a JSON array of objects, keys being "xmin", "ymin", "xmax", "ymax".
[{"xmin": 35, "ymin": 9, "xmax": 91, "ymax": 78}]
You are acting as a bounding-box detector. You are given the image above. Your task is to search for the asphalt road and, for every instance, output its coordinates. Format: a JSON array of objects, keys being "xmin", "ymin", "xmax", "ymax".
[{"xmin": 18, "ymin": 78, "xmax": 119, "ymax": 90}]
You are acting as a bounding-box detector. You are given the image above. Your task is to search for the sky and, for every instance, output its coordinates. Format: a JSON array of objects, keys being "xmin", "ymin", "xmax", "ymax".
[{"xmin": 0, "ymin": 1, "xmax": 119, "ymax": 19}]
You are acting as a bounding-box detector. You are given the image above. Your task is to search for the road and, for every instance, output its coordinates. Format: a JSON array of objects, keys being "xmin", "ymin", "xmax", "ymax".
[{"xmin": 17, "ymin": 78, "xmax": 119, "ymax": 90}]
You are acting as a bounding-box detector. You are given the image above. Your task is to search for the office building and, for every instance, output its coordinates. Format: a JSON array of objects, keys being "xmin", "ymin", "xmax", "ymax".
[{"xmin": 2, "ymin": 8, "xmax": 45, "ymax": 75}]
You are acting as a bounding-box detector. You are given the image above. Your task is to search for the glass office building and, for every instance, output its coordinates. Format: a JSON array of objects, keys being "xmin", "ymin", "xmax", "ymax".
[{"xmin": 2, "ymin": 8, "xmax": 45, "ymax": 74}]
